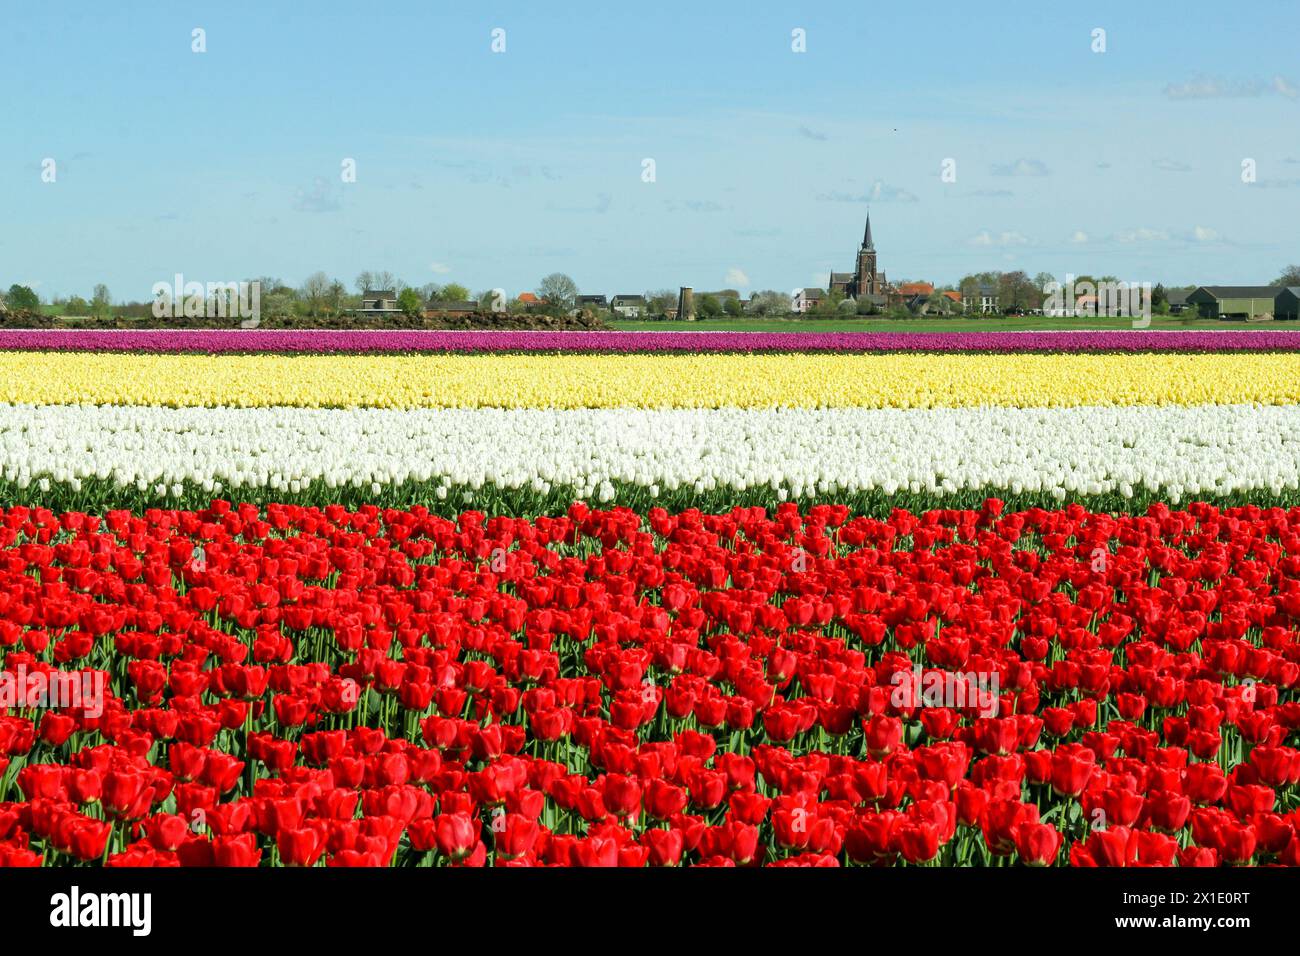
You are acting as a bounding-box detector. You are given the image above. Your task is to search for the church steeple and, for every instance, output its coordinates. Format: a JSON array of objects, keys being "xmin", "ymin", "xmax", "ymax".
[{"xmin": 862, "ymin": 210, "xmax": 874, "ymax": 250}]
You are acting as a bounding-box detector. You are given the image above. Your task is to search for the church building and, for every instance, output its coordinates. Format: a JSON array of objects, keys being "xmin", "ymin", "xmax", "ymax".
[{"xmin": 829, "ymin": 212, "xmax": 887, "ymax": 301}]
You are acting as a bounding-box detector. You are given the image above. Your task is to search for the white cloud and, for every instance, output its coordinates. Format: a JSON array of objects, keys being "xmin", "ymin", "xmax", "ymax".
[
  {"xmin": 1114, "ymin": 227, "xmax": 1170, "ymax": 243},
  {"xmin": 429, "ymin": 262, "xmax": 452, "ymax": 275},
  {"xmin": 1190, "ymin": 226, "xmax": 1219, "ymax": 242},
  {"xmin": 968, "ymin": 230, "xmax": 1028, "ymax": 247},
  {"xmin": 1069, "ymin": 230, "xmax": 1089, "ymax": 244},
  {"xmin": 725, "ymin": 267, "xmax": 751, "ymax": 287}
]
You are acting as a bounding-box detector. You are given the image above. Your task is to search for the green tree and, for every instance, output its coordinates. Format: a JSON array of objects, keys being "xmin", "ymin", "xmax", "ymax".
[
  {"xmin": 645, "ymin": 289, "xmax": 677, "ymax": 318},
  {"xmin": 397, "ymin": 287, "xmax": 424, "ymax": 315},
  {"xmin": 1152, "ymin": 283, "xmax": 1169, "ymax": 314},
  {"xmin": 436, "ymin": 283, "xmax": 471, "ymax": 303},
  {"xmin": 697, "ymin": 294, "xmax": 723, "ymax": 319},
  {"xmin": 722, "ymin": 296, "xmax": 743, "ymax": 317},
  {"xmin": 6, "ymin": 284, "xmax": 40, "ymax": 311}
]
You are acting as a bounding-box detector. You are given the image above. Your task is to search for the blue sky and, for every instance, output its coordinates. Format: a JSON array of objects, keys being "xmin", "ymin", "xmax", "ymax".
[{"xmin": 4, "ymin": 0, "xmax": 1300, "ymax": 301}]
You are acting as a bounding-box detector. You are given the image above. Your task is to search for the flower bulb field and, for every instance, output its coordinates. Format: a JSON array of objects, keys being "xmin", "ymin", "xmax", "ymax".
[{"xmin": 3, "ymin": 329, "xmax": 1300, "ymax": 872}]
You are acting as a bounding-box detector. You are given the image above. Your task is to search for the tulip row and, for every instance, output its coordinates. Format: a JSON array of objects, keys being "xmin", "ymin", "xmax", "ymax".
[
  {"xmin": 0, "ymin": 499, "xmax": 1297, "ymax": 868},
  {"xmin": 5, "ymin": 328, "xmax": 1300, "ymax": 355},
  {"xmin": 2, "ymin": 403, "xmax": 1299, "ymax": 512},
  {"xmin": 5, "ymin": 351, "xmax": 1300, "ymax": 409}
]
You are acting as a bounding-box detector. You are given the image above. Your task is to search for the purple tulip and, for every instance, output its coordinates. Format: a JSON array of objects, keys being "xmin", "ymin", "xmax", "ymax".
[{"xmin": 3, "ymin": 328, "xmax": 1300, "ymax": 354}]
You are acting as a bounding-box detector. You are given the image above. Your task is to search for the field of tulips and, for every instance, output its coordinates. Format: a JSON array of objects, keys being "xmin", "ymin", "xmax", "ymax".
[
  {"xmin": 1, "ymin": 330, "xmax": 1299, "ymax": 869},
  {"xmin": 0, "ymin": 499, "xmax": 1298, "ymax": 868},
  {"xmin": 3, "ymin": 327, "xmax": 1300, "ymax": 354}
]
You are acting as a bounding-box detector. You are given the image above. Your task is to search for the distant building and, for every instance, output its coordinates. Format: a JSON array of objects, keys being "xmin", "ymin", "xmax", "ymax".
[
  {"xmin": 517, "ymin": 292, "xmax": 541, "ymax": 307},
  {"xmin": 1277, "ymin": 288, "xmax": 1300, "ymax": 321},
  {"xmin": 424, "ymin": 300, "xmax": 478, "ymax": 318},
  {"xmin": 793, "ymin": 288, "xmax": 826, "ymax": 313},
  {"xmin": 962, "ymin": 284, "xmax": 1000, "ymax": 314},
  {"xmin": 611, "ymin": 294, "xmax": 647, "ymax": 318},
  {"xmin": 677, "ymin": 287, "xmax": 695, "ymax": 321},
  {"xmin": 895, "ymin": 282, "xmax": 934, "ymax": 298},
  {"xmin": 829, "ymin": 212, "xmax": 887, "ymax": 300},
  {"xmin": 575, "ymin": 294, "xmax": 608, "ymax": 310},
  {"xmin": 359, "ymin": 289, "xmax": 400, "ymax": 316},
  {"xmin": 1164, "ymin": 288, "xmax": 1193, "ymax": 314},
  {"xmin": 1186, "ymin": 286, "xmax": 1282, "ymax": 319}
]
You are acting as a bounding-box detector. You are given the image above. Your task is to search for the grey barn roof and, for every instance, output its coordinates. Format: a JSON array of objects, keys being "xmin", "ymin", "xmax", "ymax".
[{"xmin": 1190, "ymin": 286, "xmax": 1283, "ymax": 298}]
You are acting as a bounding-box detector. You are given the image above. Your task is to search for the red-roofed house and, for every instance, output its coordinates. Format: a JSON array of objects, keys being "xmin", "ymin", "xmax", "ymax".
[{"xmin": 896, "ymin": 282, "xmax": 935, "ymax": 297}]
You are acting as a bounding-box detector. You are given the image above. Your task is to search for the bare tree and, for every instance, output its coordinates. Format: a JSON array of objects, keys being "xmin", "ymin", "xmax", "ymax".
[
  {"xmin": 538, "ymin": 273, "xmax": 578, "ymax": 310},
  {"xmin": 327, "ymin": 280, "xmax": 347, "ymax": 316},
  {"xmin": 300, "ymin": 271, "xmax": 331, "ymax": 316},
  {"xmin": 91, "ymin": 283, "xmax": 112, "ymax": 318},
  {"xmin": 1274, "ymin": 264, "xmax": 1300, "ymax": 286}
]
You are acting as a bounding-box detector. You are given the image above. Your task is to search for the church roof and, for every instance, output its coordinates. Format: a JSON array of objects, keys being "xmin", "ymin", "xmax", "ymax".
[{"xmin": 862, "ymin": 212, "xmax": 874, "ymax": 250}]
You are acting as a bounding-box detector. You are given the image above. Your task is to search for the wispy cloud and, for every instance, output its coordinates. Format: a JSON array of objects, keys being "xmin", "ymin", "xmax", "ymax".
[
  {"xmin": 990, "ymin": 158, "xmax": 1050, "ymax": 177},
  {"xmin": 664, "ymin": 198, "xmax": 724, "ymax": 213},
  {"xmin": 293, "ymin": 178, "xmax": 342, "ymax": 214},
  {"xmin": 1163, "ymin": 74, "xmax": 1300, "ymax": 100},
  {"xmin": 1153, "ymin": 159, "xmax": 1192, "ymax": 172},
  {"xmin": 549, "ymin": 193, "xmax": 613, "ymax": 214},
  {"xmin": 725, "ymin": 267, "xmax": 751, "ymax": 287},
  {"xmin": 797, "ymin": 125, "xmax": 828, "ymax": 141},
  {"xmin": 816, "ymin": 180, "xmax": 918, "ymax": 203},
  {"xmin": 1114, "ymin": 227, "xmax": 1170, "ymax": 243}
]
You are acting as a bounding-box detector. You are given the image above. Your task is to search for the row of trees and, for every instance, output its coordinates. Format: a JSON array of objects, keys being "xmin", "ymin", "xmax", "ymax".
[
  {"xmin": 3, "ymin": 283, "xmax": 112, "ymax": 317},
  {"xmin": 7, "ymin": 264, "xmax": 1299, "ymax": 321}
]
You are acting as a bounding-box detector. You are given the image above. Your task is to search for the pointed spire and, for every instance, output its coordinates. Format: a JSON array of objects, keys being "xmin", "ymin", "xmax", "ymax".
[{"xmin": 862, "ymin": 209, "xmax": 874, "ymax": 250}]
